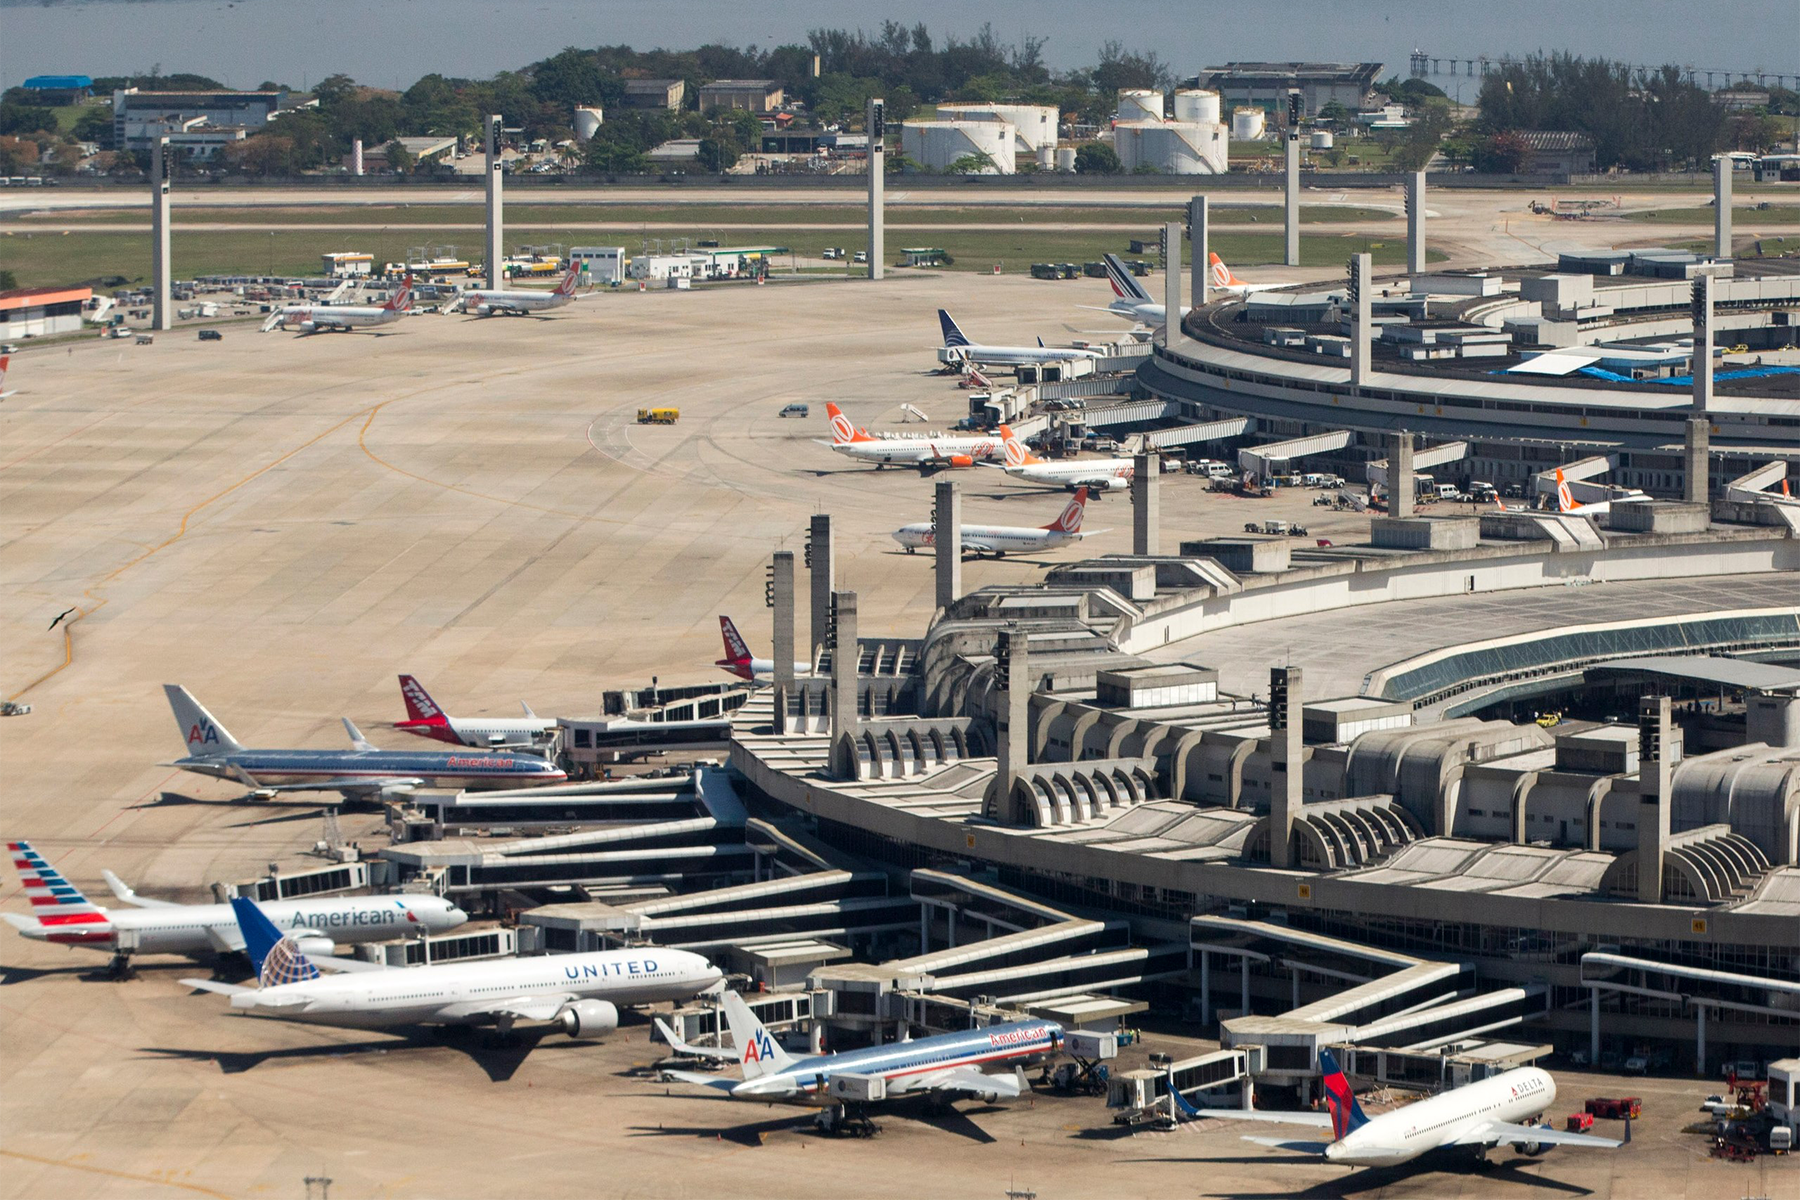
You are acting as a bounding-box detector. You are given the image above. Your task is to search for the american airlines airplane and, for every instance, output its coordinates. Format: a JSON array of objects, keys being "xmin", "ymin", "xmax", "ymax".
[
  {"xmin": 715, "ymin": 616, "xmax": 812, "ymax": 683},
  {"xmin": 185, "ymin": 898, "xmax": 722, "ymax": 1039},
  {"xmin": 448, "ymin": 263, "xmax": 582, "ymax": 316},
  {"xmin": 265, "ymin": 278, "xmax": 413, "ymax": 333},
  {"xmin": 1193, "ymin": 1050, "xmax": 1622, "ymax": 1168},
  {"xmin": 987, "ymin": 424, "xmax": 1134, "ymax": 493},
  {"xmin": 3, "ymin": 840, "xmax": 466, "ymax": 967},
  {"xmin": 392, "ymin": 675, "xmax": 556, "ymax": 747},
  {"xmin": 821, "ymin": 402, "xmax": 1002, "ymax": 472},
  {"xmin": 659, "ymin": 989, "xmax": 1063, "ymax": 1109},
  {"xmin": 892, "ymin": 488, "xmax": 1094, "ymax": 557},
  {"xmin": 937, "ymin": 310, "xmax": 1107, "ymax": 367},
  {"xmin": 163, "ymin": 684, "xmax": 566, "ymax": 801}
]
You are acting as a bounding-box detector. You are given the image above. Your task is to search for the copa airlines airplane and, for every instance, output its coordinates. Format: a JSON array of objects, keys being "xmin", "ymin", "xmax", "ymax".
[
  {"xmin": 937, "ymin": 310, "xmax": 1107, "ymax": 367},
  {"xmin": 821, "ymin": 402, "xmax": 1002, "ymax": 472},
  {"xmin": 1079, "ymin": 254, "xmax": 1191, "ymax": 326},
  {"xmin": 1193, "ymin": 1050, "xmax": 1621, "ymax": 1167},
  {"xmin": 392, "ymin": 675, "xmax": 556, "ymax": 747},
  {"xmin": 715, "ymin": 616, "xmax": 812, "ymax": 683},
  {"xmin": 659, "ymin": 989, "xmax": 1063, "ymax": 1108},
  {"xmin": 3, "ymin": 840, "xmax": 466, "ymax": 965},
  {"xmin": 163, "ymin": 685, "xmax": 566, "ymax": 801},
  {"xmin": 265, "ymin": 278, "xmax": 413, "ymax": 333},
  {"xmin": 988, "ymin": 424, "xmax": 1134, "ymax": 493},
  {"xmin": 448, "ymin": 264, "xmax": 582, "ymax": 315},
  {"xmin": 892, "ymin": 488, "xmax": 1093, "ymax": 557},
  {"xmin": 184, "ymin": 898, "xmax": 722, "ymax": 1039}
]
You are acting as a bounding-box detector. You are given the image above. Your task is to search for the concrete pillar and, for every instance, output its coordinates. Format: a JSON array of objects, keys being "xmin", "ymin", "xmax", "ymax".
[
  {"xmin": 808, "ymin": 514, "xmax": 834, "ymax": 664},
  {"xmin": 1349, "ymin": 252, "xmax": 1372, "ymax": 386},
  {"xmin": 1189, "ymin": 195, "xmax": 1210, "ymax": 309},
  {"xmin": 828, "ymin": 590, "xmax": 859, "ymax": 777},
  {"xmin": 1696, "ymin": 1004, "xmax": 1707, "ymax": 1076},
  {"xmin": 1131, "ymin": 451, "xmax": 1160, "ymax": 555},
  {"xmin": 1390, "ymin": 431, "xmax": 1416, "ymax": 520},
  {"xmin": 1269, "ymin": 667, "xmax": 1302, "ymax": 869},
  {"xmin": 933, "ymin": 480, "xmax": 961, "ymax": 612},
  {"xmin": 1161, "ymin": 221, "xmax": 1183, "ymax": 348},
  {"xmin": 770, "ymin": 550, "xmax": 795, "ymax": 734},
  {"xmin": 1240, "ymin": 954, "xmax": 1250, "ymax": 1014},
  {"xmin": 1405, "ymin": 170, "xmax": 1427, "ymax": 276},
  {"xmin": 150, "ymin": 137, "xmax": 172, "ymax": 332},
  {"xmin": 1691, "ymin": 275, "xmax": 1714, "ymax": 414},
  {"xmin": 1284, "ymin": 134, "xmax": 1301, "ymax": 267},
  {"xmin": 982, "ymin": 626, "xmax": 1029, "ymax": 823},
  {"xmin": 484, "ymin": 115, "xmax": 505, "ymax": 288},
  {"xmin": 1637, "ymin": 695, "xmax": 1672, "ymax": 904},
  {"xmin": 867, "ymin": 98, "xmax": 885, "ymax": 281},
  {"xmin": 1685, "ymin": 417, "xmax": 1711, "ymax": 505},
  {"xmin": 1589, "ymin": 988, "xmax": 1601, "ymax": 1063},
  {"xmin": 1714, "ymin": 156, "xmax": 1732, "ymax": 259},
  {"xmin": 1200, "ymin": 952, "xmax": 1211, "ymax": 1026}
]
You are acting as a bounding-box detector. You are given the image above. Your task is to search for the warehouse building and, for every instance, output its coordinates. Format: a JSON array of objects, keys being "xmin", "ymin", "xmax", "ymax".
[
  {"xmin": 698, "ymin": 80, "xmax": 784, "ymax": 113},
  {"xmin": 0, "ymin": 285, "xmax": 93, "ymax": 338},
  {"xmin": 1195, "ymin": 62, "xmax": 1383, "ymax": 115},
  {"xmin": 111, "ymin": 88, "xmax": 298, "ymax": 152},
  {"xmin": 620, "ymin": 79, "xmax": 685, "ymax": 110}
]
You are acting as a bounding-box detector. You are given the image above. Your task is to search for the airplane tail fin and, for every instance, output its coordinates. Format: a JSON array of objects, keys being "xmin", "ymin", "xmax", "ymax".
[
  {"xmin": 1318, "ymin": 1050, "xmax": 1370, "ymax": 1139},
  {"xmin": 397, "ymin": 675, "xmax": 449, "ymax": 727},
  {"xmin": 164, "ymin": 685, "xmax": 244, "ymax": 754},
  {"xmin": 718, "ymin": 616, "xmax": 754, "ymax": 669},
  {"xmin": 1208, "ymin": 252, "xmax": 1243, "ymax": 289},
  {"xmin": 342, "ymin": 718, "xmax": 376, "ymax": 752},
  {"xmin": 0, "ymin": 354, "xmax": 10, "ymax": 390},
  {"xmin": 520, "ymin": 701, "xmax": 538, "ymax": 719},
  {"xmin": 1103, "ymin": 254, "xmax": 1152, "ymax": 302},
  {"xmin": 1043, "ymin": 487, "xmax": 1090, "ymax": 534},
  {"xmin": 938, "ymin": 309, "xmax": 970, "ymax": 348},
  {"xmin": 720, "ymin": 990, "xmax": 794, "ymax": 1080},
  {"xmin": 1555, "ymin": 468, "xmax": 1579, "ymax": 513},
  {"xmin": 557, "ymin": 263, "xmax": 581, "ymax": 295},
  {"xmin": 998, "ymin": 424, "xmax": 1042, "ymax": 468},
  {"xmin": 7, "ymin": 840, "xmax": 108, "ymax": 929},
  {"xmin": 231, "ymin": 896, "xmax": 321, "ymax": 986},
  {"xmin": 385, "ymin": 276, "xmax": 414, "ymax": 312},
  {"xmin": 824, "ymin": 401, "xmax": 874, "ymax": 446}
]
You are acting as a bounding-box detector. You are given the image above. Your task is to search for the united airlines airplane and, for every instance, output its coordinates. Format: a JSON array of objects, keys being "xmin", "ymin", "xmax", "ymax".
[
  {"xmin": 1192, "ymin": 1050, "xmax": 1622, "ymax": 1168},
  {"xmin": 658, "ymin": 990, "xmax": 1063, "ymax": 1109}
]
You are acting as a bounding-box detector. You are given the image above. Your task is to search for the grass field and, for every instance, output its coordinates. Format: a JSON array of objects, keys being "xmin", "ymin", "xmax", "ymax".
[
  {"xmin": 10, "ymin": 202, "xmax": 1398, "ymax": 227},
  {"xmin": 0, "ymin": 225, "xmax": 1443, "ymax": 289},
  {"xmin": 1623, "ymin": 205, "xmax": 1800, "ymax": 224}
]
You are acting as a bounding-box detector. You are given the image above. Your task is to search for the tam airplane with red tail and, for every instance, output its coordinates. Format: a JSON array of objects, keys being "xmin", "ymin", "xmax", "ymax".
[
  {"xmin": 819, "ymin": 402, "xmax": 1002, "ymax": 473},
  {"xmin": 449, "ymin": 263, "xmax": 584, "ymax": 316},
  {"xmin": 266, "ymin": 277, "xmax": 414, "ymax": 333},
  {"xmin": 392, "ymin": 675, "xmax": 556, "ymax": 747},
  {"xmin": 891, "ymin": 487, "xmax": 1098, "ymax": 557},
  {"xmin": 715, "ymin": 616, "xmax": 813, "ymax": 683}
]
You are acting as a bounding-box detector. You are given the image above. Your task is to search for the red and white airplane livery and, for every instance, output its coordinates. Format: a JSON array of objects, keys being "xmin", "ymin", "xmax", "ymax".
[
  {"xmin": 266, "ymin": 279, "xmax": 413, "ymax": 333},
  {"xmin": 715, "ymin": 617, "xmax": 813, "ymax": 683},
  {"xmin": 392, "ymin": 675, "xmax": 556, "ymax": 747},
  {"xmin": 820, "ymin": 402, "xmax": 1002, "ymax": 473}
]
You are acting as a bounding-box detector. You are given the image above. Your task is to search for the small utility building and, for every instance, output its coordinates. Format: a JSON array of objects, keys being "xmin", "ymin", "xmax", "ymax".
[{"xmin": 0, "ymin": 285, "xmax": 93, "ymax": 338}]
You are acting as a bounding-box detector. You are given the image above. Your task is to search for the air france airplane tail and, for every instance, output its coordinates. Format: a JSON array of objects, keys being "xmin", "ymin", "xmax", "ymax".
[
  {"xmin": 938, "ymin": 309, "xmax": 971, "ymax": 349},
  {"xmin": 1318, "ymin": 1050, "xmax": 1370, "ymax": 1140},
  {"xmin": 1042, "ymin": 487, "xmax": 1090, "ymax": 534},
  {"xmin": 720, "ymin": 989, "xmax": 795, "ymax": 1079},
  {"xmin": 1102, "ymin": 254, "xmax": 1152, "ymax": 303},
  {"xmin": 999, "ymin": 424, "xmax": 1043, "ymax": 468},
  {"xmin": 231, "ymin": 896, "xmax": 321, "ymax": 986},
  {"xmin": 164, "ymin": 684, "xmax": 245, "ymax": 754},
  {"xmin": 4, "ymin": 840, "xmax": 111, "ymax": 943}
]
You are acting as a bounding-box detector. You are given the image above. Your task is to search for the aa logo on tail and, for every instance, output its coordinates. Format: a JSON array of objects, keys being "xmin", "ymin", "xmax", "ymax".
[
  {"xmin": 186, "ymin": 722, "xmax": 220, "ymax": 747},
  {"xmin": 744, "ymin": 1028, "xmax": 779, "ymax": 1064}
]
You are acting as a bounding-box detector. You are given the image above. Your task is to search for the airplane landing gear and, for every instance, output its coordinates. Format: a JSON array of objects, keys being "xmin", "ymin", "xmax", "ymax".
[{"xmin": 104, "ymin": 952, "xmax": 135, "ymax": 980}]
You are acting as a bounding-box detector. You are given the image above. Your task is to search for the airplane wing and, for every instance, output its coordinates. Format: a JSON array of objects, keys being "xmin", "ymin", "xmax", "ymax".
[
  {"xmin": 435, "ymin": 993, "xmax": 577, "ymax": 1023},
  {"xmin": 182, "ymin": 978, "xmax": 253, "ymax": 996},
  {"xmin": 961, "ymin": 538, "xmax": 1000, "ymax": 555},
  {"xmin": 890, "ymin": 1066, "xmax": 1024, "ymax": 1099},
  {"xmin": 1454, "ymin": 1121, "xmax": 1623, "ymax": 1150},
  {"xmin": 1242, "ymin": 1135, "xmax": 1330, "ymax": 1155},
  {"xmin": 1196, "ymin": 1108, "xmax": 1334, "ymax": 1128},
  {"xmin": 653, "ymin": 1016, "xmax": 738, "ymax": 1061},
  {"xmin": 661, "ymin": 1069, "xmax": 740, "ymax": 1094},
  {"xmin": 102, "ymin": 869, "xmax": 181, "ymax": 909},
  {"xmin": 234, "ymin": 776, "xmax": 425, "ymax": 798},
  {"xmin": 204, "ymin": 924, "xmax": 246, "ymax": 954}
]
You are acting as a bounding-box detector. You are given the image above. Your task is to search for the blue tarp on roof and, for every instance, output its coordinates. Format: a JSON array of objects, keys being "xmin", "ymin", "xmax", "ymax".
[
  {"xmin": 23, "ymin": 75, "xmax": 93, "ymax": 90},
  {"xmin": 1650, "ymin": 366, "xmax": 1800, "ymax": 385}
]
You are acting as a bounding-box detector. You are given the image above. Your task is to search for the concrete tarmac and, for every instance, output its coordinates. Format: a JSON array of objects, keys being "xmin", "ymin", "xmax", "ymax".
[{"xmin": 1, "ymin": 271, "xmax": 1788, "ymax": 1198}]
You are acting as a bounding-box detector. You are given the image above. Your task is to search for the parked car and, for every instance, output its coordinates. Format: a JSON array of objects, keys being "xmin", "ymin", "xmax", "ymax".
[
  {"xmin": 198, "ymin": 329, "xmax": 223, "ymax": 341},
  {"xmin": 779, "ymin": 403, "xmax": 809, "ymax": 418},
  {"xmin": 853, "ymin": 251, "xmax": 868, "ymax": 264}
]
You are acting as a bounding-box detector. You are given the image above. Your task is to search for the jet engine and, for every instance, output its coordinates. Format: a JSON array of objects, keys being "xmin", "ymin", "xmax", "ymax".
[
  {"xmin": 292, "ymin": 935, "xmax": 336, "ymax": 957},
  {"xmin": 555, "ymin": 999, "xmax": 619, "ymax": 1039},
  {"xmin": 472, "ymin": 304, "xmax": 493, "ymax": 316},
  {"xmin": 1520, "ymin": 1123, "xmax": 1556, "ymax": 1156}
]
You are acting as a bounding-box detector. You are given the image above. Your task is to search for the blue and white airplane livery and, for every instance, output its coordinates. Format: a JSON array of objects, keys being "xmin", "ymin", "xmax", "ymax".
[{"xmin": 658, "ymin": 990, "xmax": 1063, "ymax": 1107}]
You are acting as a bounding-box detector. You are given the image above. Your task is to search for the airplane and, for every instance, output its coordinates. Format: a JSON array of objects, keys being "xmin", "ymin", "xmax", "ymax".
[
  {"xmin": 715, "ymin": 616, "xmax": 812, "ymax": 683},
  {"xmin": 1189, "ymin": 1048, "xmax": 1622, "ymax": 1168},
  {"xmin": 821, "ymin": 402, "xmax": 1002, "ymax": 472},
  {"xmin": 0, "ymin": 354, "xmax": 15, "ymax": 399},
  {"xmin": 891, "ymin": 487, "xmax": 1094, "ymax": 557},
  {"xmin": 657, "ymin": 988, "xmax": 1063, "ymax": 1110},
  {"xmin": 1205, "ymin": 252, "xmax": 1289, "ymax": 298},
  {"xmin": 987, "ymin": 423, "xmax": 1134, "ymax": 493},
  {"xmin": 447, "ymin": 263, "xmax": 582, "ymax": 316},
  {"xmin": 1552, "ymin": 468, "xmax": 1647, "ymax": 517},
  {"xmin": 184, "ymin": 896, "xmax": 722, "ymax": 1039},
  {"xmin": 937, "ymin": 310, "xmax": 1107, "ymax": 368},
  {"xmin": 392, "ymin": 675, "xmax": 556, "ymax": 748},
  {"xmin": 266, "ymin": 278, "xmax": 413, "ymax": 333},
  {"xmin": 2, "ymin": 839, "xmax": 467, "ymax": 969},
  {"xmin": 162, "ymin": 684, "xmax": 567, "ymax": 802},
  {"xmin": 1078, "ymin": 253, "xmax": 1191, "ymax": 326}
]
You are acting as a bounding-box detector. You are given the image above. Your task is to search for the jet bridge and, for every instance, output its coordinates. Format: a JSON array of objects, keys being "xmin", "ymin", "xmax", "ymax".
[
  {"xmin": 1237, "ymin": 430, "xmax": 1353, "ymax": 480},
  {"xmin": 1364, "ymin": 440, "xmax": 1470, "ymax": 487}
]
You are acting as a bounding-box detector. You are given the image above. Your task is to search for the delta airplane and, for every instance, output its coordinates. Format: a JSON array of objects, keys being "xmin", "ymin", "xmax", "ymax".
[
  {"xmin": 3, "ymin": 840, "xmax": 466, "ymax": 967},
  {"xmin": 266, "ymin": 278, "xmax": 412, "ymax": 333},
  {"xmin": 715, "ymin": 616, "xmax": 812, "ymax": 683},
  {"xmin": 892, "ymin": 488, "xmax": 1094, "ymax": 557},
  {"xmin": 392, "ymin": 675, "xmax": 556, "ymax": 747},
  {"xmin": 0, "ymin": 354, "xmax": 15, "ymax": 399},
  {"xmin": 185, "ymin": 897, "xmax": 721, "ymax": 1039},
  {"xmin": 163, "ymin": 684, "xmax": 566, "ymax": 801},
  {"xmin": 658, "ymin": 989, "xmax": 1063, "ymax": 1108},
  {"xmin": 821, "ymin": 402, "xmax": 1002, "ymax": 472},
  {"xmin": 1079, "ymin": 253, "xmax": 1191, "ymax": 326},
  {"xmin": 447, "ymin": 263, "xmax": 582, "ymax": 316},
  {"xmin": 937, "ymin": 310, "xmax": 1107, "ymax": 368},
  {"xmin": 1191, "ymin": 1049, "xmax": 1622, "ymax": 1168},
  {"xmin": 987, "ymin": 424, "xmax": 1134, "ymax": 493}
]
